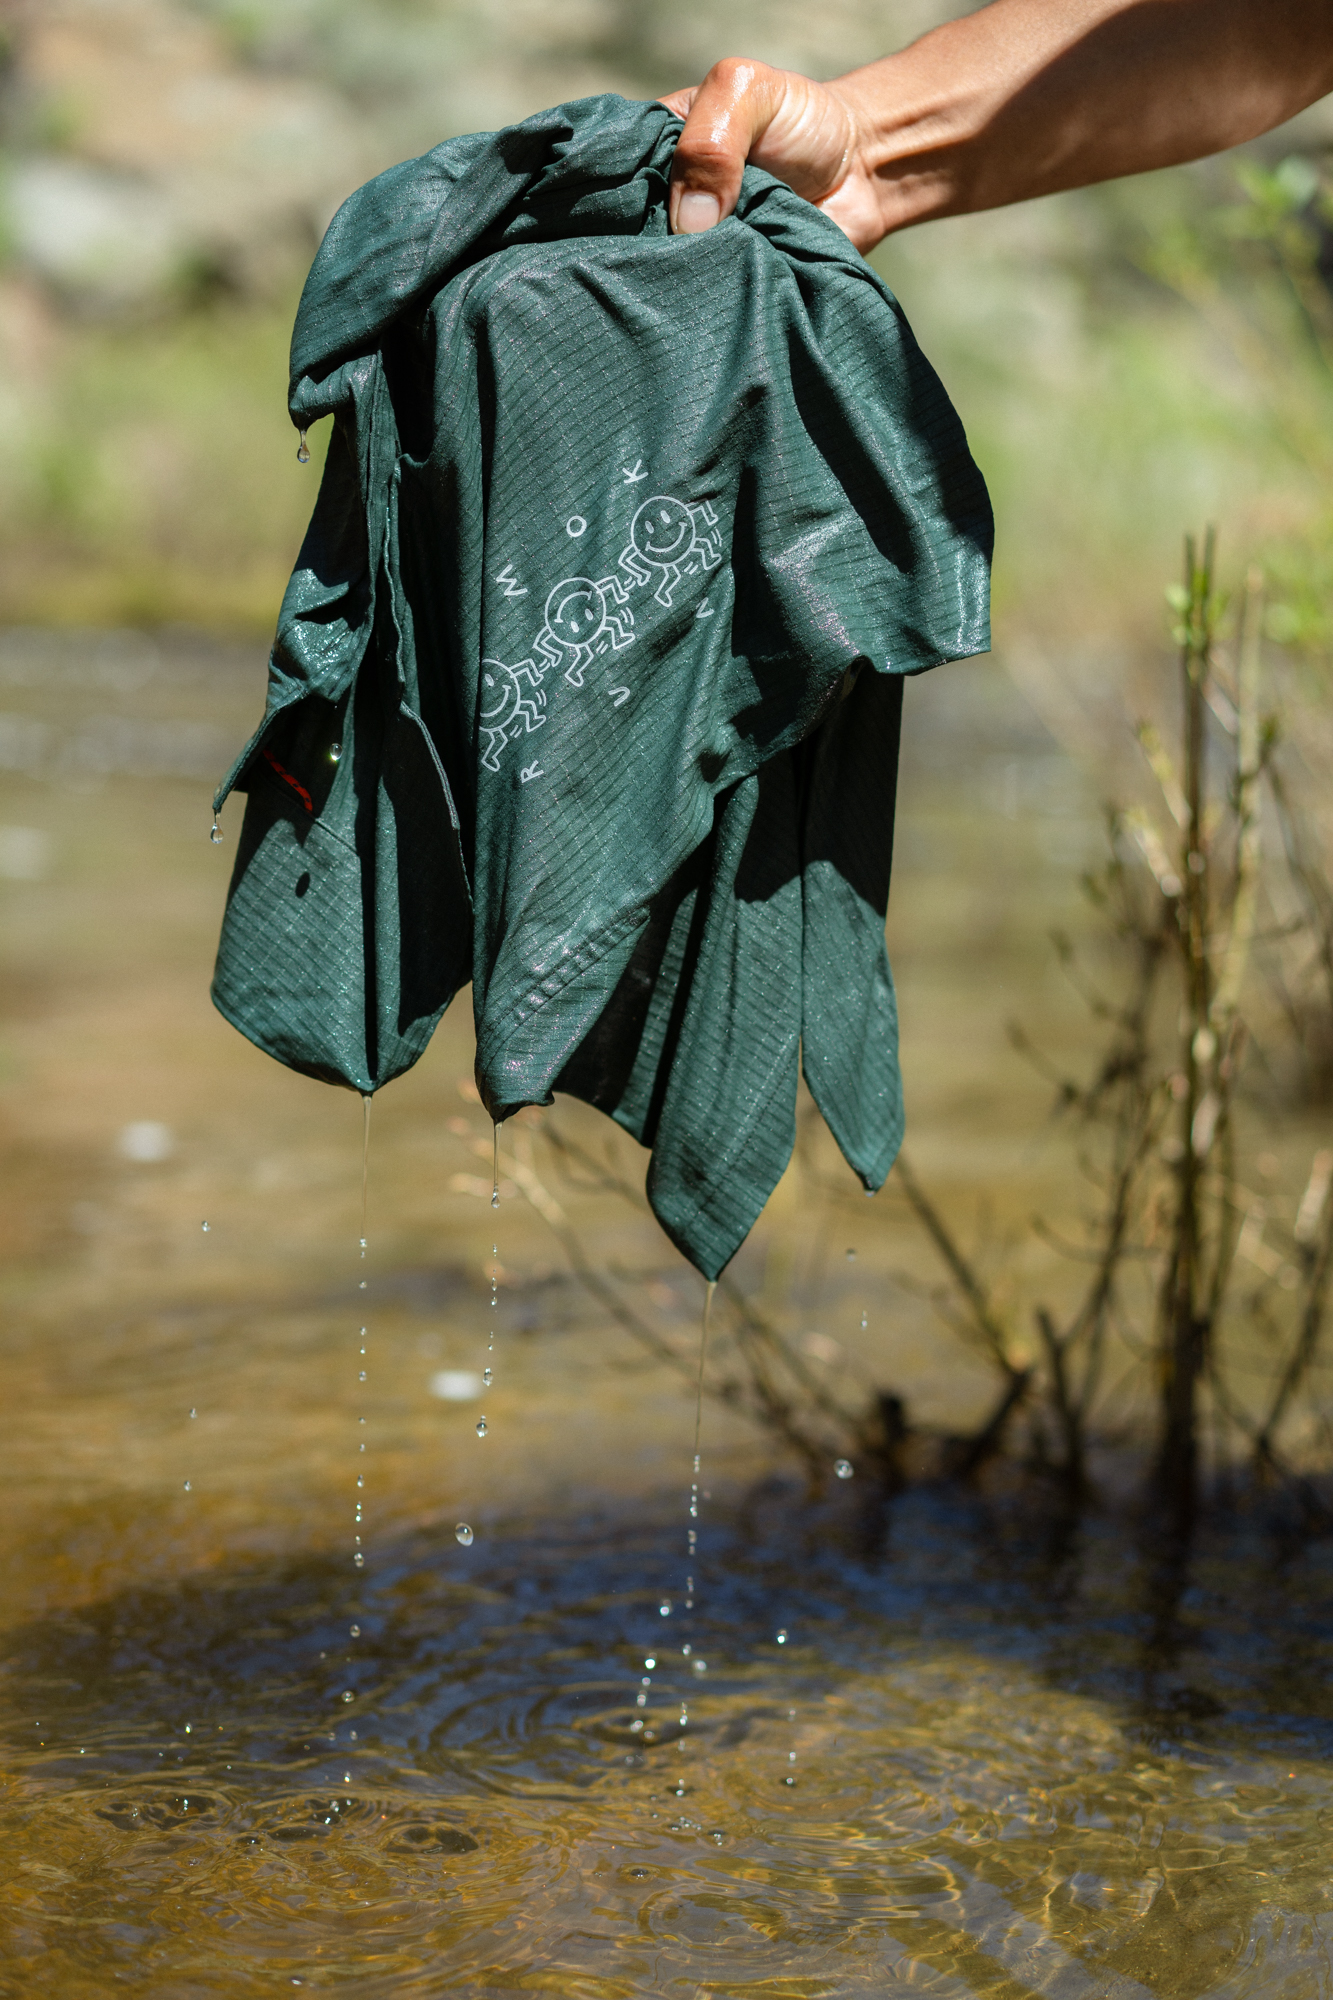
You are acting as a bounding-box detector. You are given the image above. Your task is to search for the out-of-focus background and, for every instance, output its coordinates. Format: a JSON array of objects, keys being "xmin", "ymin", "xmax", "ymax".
[
  {"xmin": 7, "ymin": 9, "xmax": 1333, "ymax": 1991},
  {"xmin": 2, "ymin": 0, "xmax": 1333, "ymax": 639}
]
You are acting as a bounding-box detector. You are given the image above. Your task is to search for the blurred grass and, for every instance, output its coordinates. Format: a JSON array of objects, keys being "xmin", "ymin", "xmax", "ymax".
[
  {"xmin": 1, "ymin": 0, "xmax": 1332, "ymax": 658},
  {"xmin": 0, "ymin": 283, "xmax": 318, "ymax": 632}
]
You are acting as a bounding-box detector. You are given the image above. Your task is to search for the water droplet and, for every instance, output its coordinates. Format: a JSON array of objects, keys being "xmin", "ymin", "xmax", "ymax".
[
  {"xmin": 358, "ymin": 1370, "xmax": 366, "ymax": 1382},
  {"xmin": 659, "ymin": 1599, "xmax": 671, "ymax": 1617},
  {"xmin": 184, "ymin": 1726, "xmax": 192, "ymax": 1735},
  {"xmin": 644, "ymin": 1657, "xmax": 656, "ymax": 1670},
  {"xmin": 343, "ymin": 1772, "xmax": 351, "ymax": 1784},
  {"xmin": 356, "ymin": 1475, "xmax": 363, "ymax": 1488},
  {"xmin": 692, "ymin": 1657, "xmax": 707, "ymax": 1674},
  {"xmin": 353, "ymin": 1553, "xmax": 364, "ymax": 1568},
  {"xmin": 455, "ymin": 1522, "xmax": 474, "ymax": 1546},
  {"xmin": 682, "ymin": 1643, "xmax": 692, "ymax": 1656},
  {"xmin": 297, "ymin": 429, "xmax": 310, "ymax": 464},
  {"xmin": 349, "ymin": 1624, "xmax": 360, "ymax": 1638},
  {"xmin": 189, "ymin": 1408, "xmax": 196, "ymax": 1419},
  {"xmin": 358, "ymin": 1279, "xmax": 366, "ymax": 1290},
  {"xmin": 475, "ymin": 1416, "xmax": 487, "ymax": 1437},
  {"xmin": 209, "ymin": 817, "xmax": 223, "ymax": 845},
  {"xmin": 490, "ymin": 1188, "xmax": 499, "ymax": 1209},
  {"xmin": 636, "ymin": 1690, "xmax": 647, "ymax": 1707},
  {"xmin": 835, "ymin": 1458, "xmax": 854, "ymax": 1480},
  {"xmin": 342, "ymin": 1691, "xmax": 354, "ymax": 1703},
  {"xmin": 776, "ymin": 1629, "xmax": 788, "ymax": 1645},
  {"xmin": 200, "ymin": 1221, "xmax": 210, "ymax": 1233},
  {"xmin": 783, "ymin": 1774, "xmax": 796, "ymax": 1786},
  {"xmin": 860, "ymin": 1313, "xmax": 868, "ymax": 1330},
  {"xmin": 788, "ymin": 1750, "xmax": 797, "ymax": 1762},
  {"xmin": 483, "ymin": 1366, "xmax": 492, "ymax": 1386},
  {"xmin": 845, "ymin": 1248, "xmax": 856, "ymax": 1261},
  {"xmin": 329, "ymin": 742, "xmax": 342, "ymax": 764},
  {"xmin": 679, "ymin": 1705, "xmax": 688, "ymax": 1726},
  {"xmin": 183, "ymin": 1480, "xmax": 191, "ymax": 1492}
]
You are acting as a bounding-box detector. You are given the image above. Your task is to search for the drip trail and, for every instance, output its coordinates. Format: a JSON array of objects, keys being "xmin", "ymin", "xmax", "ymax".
[
  {"xmin": 457, "ymin": 1119, "xmax": 501, "ymax": 1543},
  {"xmin": 676, "ymin": 1280, "xmax": 715, "ymax": 1745},
  {"xmin": 353, "ymin": 1095, "xmax": 372, "ymax": 1581}
]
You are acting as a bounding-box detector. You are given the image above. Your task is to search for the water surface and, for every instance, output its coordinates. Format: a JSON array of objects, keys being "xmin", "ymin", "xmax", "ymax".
[{"xmin": 3, "ymin": 629, "xmax": 1332, "ymax": 1995}]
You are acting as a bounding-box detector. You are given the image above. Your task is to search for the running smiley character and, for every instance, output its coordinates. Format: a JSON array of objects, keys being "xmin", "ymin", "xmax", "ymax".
[
  {"xmin": 533, "ymin": 575, "xmax": 635, "ymax": 687},
  {"xmin": 478, "ymin": 656, "xmax": 547, "ymax": 773},
  {"xmin": 619, "ymin": 495, "xmax": 723, "ymax": 608}
]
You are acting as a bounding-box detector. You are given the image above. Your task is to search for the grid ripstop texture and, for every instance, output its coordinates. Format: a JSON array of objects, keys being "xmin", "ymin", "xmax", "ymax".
[{"xmin": 212, "ymin": 95, "xmax": 993, "ymax": 1277}]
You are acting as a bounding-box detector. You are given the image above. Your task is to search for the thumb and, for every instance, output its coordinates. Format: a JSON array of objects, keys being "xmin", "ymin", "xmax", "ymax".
[{"xmin": 663, "ymin": 58, "xmax": 788, "ymax": 234}]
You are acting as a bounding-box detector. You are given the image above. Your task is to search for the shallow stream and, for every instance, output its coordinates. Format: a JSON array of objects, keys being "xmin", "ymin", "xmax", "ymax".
[{"xmin": 3, "ymin": 629, "xmax": 1332, "ymax": 1996}]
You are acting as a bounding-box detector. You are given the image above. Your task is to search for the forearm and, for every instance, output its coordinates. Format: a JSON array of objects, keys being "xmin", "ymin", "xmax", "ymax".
[{"xmin": 843, "ymin": 0, "xmax": 1333, "ymax": 234}]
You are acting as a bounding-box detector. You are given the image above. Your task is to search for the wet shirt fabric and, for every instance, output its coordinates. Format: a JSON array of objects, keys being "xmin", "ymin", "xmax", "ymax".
[{"xmin": 210, "ymin": 93, "xmax": 993, "ymax": 1281}]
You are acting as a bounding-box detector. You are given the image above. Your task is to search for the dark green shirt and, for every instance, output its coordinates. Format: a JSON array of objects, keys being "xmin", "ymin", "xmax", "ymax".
[{"xmin": 212, "ymin": 93, "xmax": 992, "ymax": 1279}]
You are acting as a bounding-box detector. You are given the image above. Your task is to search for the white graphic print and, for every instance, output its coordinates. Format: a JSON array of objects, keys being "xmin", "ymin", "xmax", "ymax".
[
  {"xmin": 479, "ymin": 657, "xmax": 546, "ymax": 773},
  {"xmin": 619, "ymin": 495, "xmax": 722, "ymax": 607},
  {"xmin": 533, "ymin": 575, "xmax": 635, "ymax": 687},
  {"xmin": 482, "ymin": 487, "xmax": 726, "ymax": 775}
]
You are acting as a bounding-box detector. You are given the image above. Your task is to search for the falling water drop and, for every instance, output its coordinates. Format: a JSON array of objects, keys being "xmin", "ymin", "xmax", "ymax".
[
  {"xmin": 200, "ymin": 1221, "xmax": 210, "ymax": 1233},
  {"xmin": 483, "ymin": 1367, "xmax": 493, "ymax": 1387},
  {"xmin": 776, "ymin": 1629, "xmax": 788, "ymax": 1645},
  {"xmin": 209, "ymin": 817, "xmax": 223, "ymax": 845},
  {"xmin": 189, "ymin": 1408, "xmax": 196, "ymax": 1420},
  {"xmin": 297, "ymin": 429, "xmax": 311, "ymax": 464},
  {"xmin": 183, "ymin": 1481, "xmax": 191, "ymax": 1492},
  {"xmin": 349, "ymin": 1624, "xmax": 360, "ymax": 1638},
  {"xmin": 455, "ymin": 1523, "xmax": 474, "ymax": 1547},
  {"xmin": 644, "ymin": 1657, "xmax": 656, "ymax": 1669},
  {"xmin": 475, "ymin": 1416, "xmax": 487, "ymax": 1438},
  {"xmin": 845, "ymin": 1247, "xmax": 856, "ymax": 1261},
  {"xmin": 835, "ymin": 1458, "xmax": 854, "ymax": 1480},
  {"xmin": 360, "ymin": 1096, "xmax": 371, "ymax": 1248},
  {"xmin": 692, "ymin": 1657, "xmax": 707, "ymax": 1674},
  {"xmin": 329, "ymin": 742, "xmax": 342, "ymax": 764},
  {"xmin": 860, "ymin": 1312, "xmax": 868, "ymax": 1331},
  {"xmin": 659, "ymin": 1599, "xmax": 671, "ymax": 1618},
  {"xmin": 491, "ymin": 1119, "xmax": 501, "ymax": 1207}
]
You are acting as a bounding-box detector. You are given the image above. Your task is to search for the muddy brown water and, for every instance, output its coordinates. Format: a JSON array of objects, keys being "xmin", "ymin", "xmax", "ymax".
[{"xmin": 2, "ymin": 627, "xmax": 1332, "ymax": 1996}]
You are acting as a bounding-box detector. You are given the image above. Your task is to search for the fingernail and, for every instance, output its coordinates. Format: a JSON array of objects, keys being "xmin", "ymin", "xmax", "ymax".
[{"xmin": 676, "ymin": 191, "xmax": 721, "ymax": 234}]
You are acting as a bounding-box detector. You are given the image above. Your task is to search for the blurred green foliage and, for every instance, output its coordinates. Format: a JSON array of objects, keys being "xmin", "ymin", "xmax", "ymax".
[{"xmin": 0, "ymin": 0, "xmax": 1330, "ymax": 661}]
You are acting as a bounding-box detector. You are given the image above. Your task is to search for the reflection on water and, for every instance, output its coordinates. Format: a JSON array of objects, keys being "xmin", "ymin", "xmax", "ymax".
[
  {"xmin": 4, "ymin": 629, "xmax": 1333, "ymax": 1993},
  {"xmin": 6, "ymin": 1494, "xmax": 1333, "ymax": 1995}
]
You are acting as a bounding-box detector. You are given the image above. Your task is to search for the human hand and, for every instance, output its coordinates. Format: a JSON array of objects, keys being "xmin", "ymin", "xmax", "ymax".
[{"xmin": 660, "ymin": 58, "xmax": 886, "ymax": 254}]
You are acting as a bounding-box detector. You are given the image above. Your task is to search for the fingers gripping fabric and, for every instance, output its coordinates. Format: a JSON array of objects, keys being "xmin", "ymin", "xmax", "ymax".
[{"xmin": 210, "ymin": 92, "xmax": 993, "ymax": 1279}]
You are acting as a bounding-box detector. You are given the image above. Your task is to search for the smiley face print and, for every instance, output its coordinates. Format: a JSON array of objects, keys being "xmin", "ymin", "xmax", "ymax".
[
  {"xmin": 533, "ymin": 574, "xmax": 635, "ymax": 686},
  {"xmin": 619, "ymin": 494, "xmax": 722, "ymax": 607}
]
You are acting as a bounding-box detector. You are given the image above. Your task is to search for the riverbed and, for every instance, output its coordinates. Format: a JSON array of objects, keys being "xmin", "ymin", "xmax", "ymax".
[{"xmin": 2, "ymin": 628, "xmax": 1331, "ymax": 1996}]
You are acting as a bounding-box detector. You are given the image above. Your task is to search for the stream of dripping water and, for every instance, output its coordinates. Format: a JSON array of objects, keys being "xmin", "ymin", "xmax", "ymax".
[
  {"xmin": 454, "ymin": 1121, "xmax": 501, "ymax": 1546},
  {"xmin": 670, "ymin": 1280, "xmax": 715, "ymax": 1755},
  {"xmin": 351, "ymin": 1098, "xmax": 371, "ymax": 1615}
]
